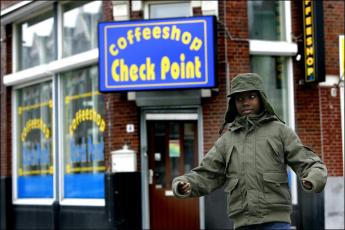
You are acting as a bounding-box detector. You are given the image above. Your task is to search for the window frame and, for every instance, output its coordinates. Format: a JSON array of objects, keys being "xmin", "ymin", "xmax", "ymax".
[
  {"xmin": 12, "ymin": 4, "xmax": 55, "ymax": 73},
  {"xmin": 8, "ymin": 1, "xmax": 104, "ymax": 206},
  {"xmin": 12, "ymin": 77, "xmax": 56, "ymax": 205},
  {"xmin": 58, "ymin": 66, "xmax": 105, "ymax": 207}
]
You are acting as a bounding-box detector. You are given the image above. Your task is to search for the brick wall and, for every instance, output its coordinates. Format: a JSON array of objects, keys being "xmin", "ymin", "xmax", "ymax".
[
  {"xmin": 291, "ymin": 0, "xmax": 344, "ymax": 176},
  {"xmin": 321, "ymin": 0, "xmax": 344, "ymax": 176},
  {"xmin": 225, "ymin": 0, "xmax": 251, "ymax": 77},
  {"xmin": 1, "ymin": 10, "xmax": 13, "ymax": 177},
  {"xmin": 320, "ymin": 87, "xmax": 343, "ymax": 176},
  {"xmin": 323, "ymin": 1, "xmax": 344, "ymax": 75}
]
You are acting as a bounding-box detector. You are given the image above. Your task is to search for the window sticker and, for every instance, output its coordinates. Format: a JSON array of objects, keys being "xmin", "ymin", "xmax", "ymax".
[
  {"xmin": 169, "ymin": 140, "xmax": 180, "ymax": 158},
  {"xmin": 17, "ymin": 82, "xmax": 53, "ymax": 198}
]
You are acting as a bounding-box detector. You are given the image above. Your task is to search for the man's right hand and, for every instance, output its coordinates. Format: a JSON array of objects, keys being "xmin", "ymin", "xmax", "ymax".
[{"xmin": 177, "ymin": 181, "xmax": 191, "ymax": 195}]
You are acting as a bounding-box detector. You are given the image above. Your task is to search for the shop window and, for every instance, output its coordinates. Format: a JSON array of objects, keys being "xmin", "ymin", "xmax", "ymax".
[
  {"xmin": 250, "ymin": 56, "xmax": 290, "ymax": 123},
  {"xmin": 62, "ymin": 1, "xmax": 102, "ymax": 57},
  {"xmin": 17, "ymin": 10, "xmax": 55, "ymax": 70},
  {"xmin": 61, "ymin": 65, "xmax": 105, "ymax": 199},
  {"xmin": 248, "ymin": 1, "xmax": 286, "ymax": 41},
  {"xmin": 15, "ymin": 81, "xmax": 53, "ymax": 198},
  {"xmin": 12, "ymin": 1, "xmax": 105, "ymax": 205}
]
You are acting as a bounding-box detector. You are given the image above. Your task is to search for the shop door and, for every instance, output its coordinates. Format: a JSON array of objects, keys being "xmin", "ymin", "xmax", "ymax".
[{"xmin": 147, "ymin": 120, "xmax": 199, "ymax": 230}]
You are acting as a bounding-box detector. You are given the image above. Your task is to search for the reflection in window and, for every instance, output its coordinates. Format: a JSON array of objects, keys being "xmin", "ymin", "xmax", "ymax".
[
  {"xmin": 248, "ymin": 1, "xmax": 286, "ymax": 41},
  {"xmin": 169, "ymin": 122, "xmax": 180, "ymax": 189},
  {"xmin": 62, "ymin": 1, "xmax": 102, "ymax": 57},
  {"xmin": 17, "ymin": 11, "xmax": 55, "ymax": 70},
  {"xmin": 16, "ymin": 81, "xmax": 53, "ymax": 198},
  {"xmin": 61, "ymin": 65, "xmax": 105, "ymax": 198},
  {"xmin": 153, "ymin": 122, "xmax": 166, "ymax": 187},
  {"xmin": 250, "ymin": 56, "xmax": 289, "ymax": 124},
  {"xmin": 149, "ymin": 2, "xmax": 190, "ymax": 18},
  {"xmin": 183, "ymin": 123, "xmax": 195, "ymax": 173}
]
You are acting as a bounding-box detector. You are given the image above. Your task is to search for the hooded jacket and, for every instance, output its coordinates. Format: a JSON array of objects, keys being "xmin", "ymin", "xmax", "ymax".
[
  {"xmin": 220, "ymin": 73, "xmax": 283, "ymax": 134},
  {"xmin": 172, "ymin": 73, "xmax": 327, "ymax": 228}
]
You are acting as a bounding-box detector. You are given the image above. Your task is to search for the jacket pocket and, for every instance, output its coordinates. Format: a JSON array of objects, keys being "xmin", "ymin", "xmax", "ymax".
[
  {"xmin": 224, "ymin": 178, "xmax": 242, "ymax": 215},
  {"xmin": 263, "ymin": 172, "xmax": 291, "ymax": 205}
]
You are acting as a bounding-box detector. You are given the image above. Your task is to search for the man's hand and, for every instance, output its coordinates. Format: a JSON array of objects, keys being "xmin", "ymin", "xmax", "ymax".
[
  {"xmin": 302, "ymin": 180, "xmax": 313, "ymax": 190},
  {"xmin": 177, "ymin": 181, "xmax": 191, "ymax": 195}
]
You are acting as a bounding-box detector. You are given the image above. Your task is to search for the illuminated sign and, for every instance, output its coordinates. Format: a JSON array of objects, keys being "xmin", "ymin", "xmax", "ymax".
[
  {"xmin": 340, "ymin": 35, "xmax": 344, "ymax": 81},
  {"xmin": 302, "ymin": 0, "xmax": 325, "ymax": 83},
  {"xmin": 98, "ymin": 16, "xmax": 216, "ymax": 91}
]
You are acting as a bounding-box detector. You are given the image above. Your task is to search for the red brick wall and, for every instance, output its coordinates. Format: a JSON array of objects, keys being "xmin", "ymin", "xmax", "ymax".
[
  {"xmin": 225, "ymin": 0, "xmax": 251, "ymax": 79},
  {"xmin": 321, "ymin": 0, "xmax": 344, "ymax": 176},
  {"xmin": 291, "ymin": 1, "xmax": 344, "ymax": 176},
  {"xmin": 323, "ymin": 1, "xmax": 344, "ymax": 75},
  {"xmin": 320, "ymin": 87, "xmax": 343, "ymax": 176},
  {"xmin": 1, "ymin": 21, "xmax": 13, "ymax": 177}
]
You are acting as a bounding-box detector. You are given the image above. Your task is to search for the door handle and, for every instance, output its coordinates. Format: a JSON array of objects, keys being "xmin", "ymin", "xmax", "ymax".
[{"xmin": 149, "ymin": 169, "xmax": 153, "ymax": 184}]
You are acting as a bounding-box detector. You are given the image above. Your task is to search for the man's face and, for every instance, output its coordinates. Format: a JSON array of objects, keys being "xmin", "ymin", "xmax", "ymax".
[{"xmin": 235, "ymin": 90, "xmax": 261, "ymax": 117}]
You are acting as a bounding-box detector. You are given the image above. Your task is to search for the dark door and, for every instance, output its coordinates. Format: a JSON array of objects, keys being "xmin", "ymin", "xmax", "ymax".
[{"xmin": 147, "ymin": 120, "xmax": 199, "ymax": 230}]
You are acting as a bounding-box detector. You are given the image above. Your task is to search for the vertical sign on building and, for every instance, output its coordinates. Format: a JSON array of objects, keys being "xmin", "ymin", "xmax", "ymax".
[
  {"xmin": 340, "ymin": 35, "xmax": 344, "ymax": 81},
  {"xmin": 302, "ymin": 0, "xmax": 325, "ymax": 83},
  {"xmin": 340, "ymin": 35, "xmax": 344, "ymax": 164}
]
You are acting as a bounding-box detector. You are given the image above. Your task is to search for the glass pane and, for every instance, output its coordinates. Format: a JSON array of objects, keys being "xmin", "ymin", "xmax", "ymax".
[
  {"xmin": 248, "ymin": 1, "xmax": 286, "ymax": 41},
  {"xmin": 62, "ymin": 1, "xmax": 102, "ymax": 57},
  {"xmin": 61, "ymin": 65, "xmax": 105, "ymax": 198},
  {"xmin": 169, "ymin": 122, "xmax": 180, "ymax": 188},
  {"xmin": 16, "ymin": 81, "xmax": 53, "ymax": 198},
  {"xmin": 17, "ymin": 10, "xmax": 55, "ymax": 70},
  {"xmin": 153, "ymin": 122, "xmax": 166, "ymax": 188},
  {"xmin": 250, "ymin": 56, "xmax": 290, "ymax": 125},
  {"xmin": 150, "ymin": 3, "xmax": 190, "ymax": 19},
  {"xmin": 184, "ymin": 123, "xmax": 196, "ymax": 173}
]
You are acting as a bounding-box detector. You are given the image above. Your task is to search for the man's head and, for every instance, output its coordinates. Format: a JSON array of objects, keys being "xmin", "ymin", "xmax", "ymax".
[
  {"xmin": 234, "ymin": 90, "xmax": 262, "ymax": 117},
  {"xmin": 222, "ymin": 73, "xmax": 283, "ymax": 126}
]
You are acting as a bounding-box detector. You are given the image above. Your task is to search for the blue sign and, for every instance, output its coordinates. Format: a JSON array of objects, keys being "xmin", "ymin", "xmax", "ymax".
[{"xmin": 98, "ymin": 16, "xmax": 216, "ymax": 92}]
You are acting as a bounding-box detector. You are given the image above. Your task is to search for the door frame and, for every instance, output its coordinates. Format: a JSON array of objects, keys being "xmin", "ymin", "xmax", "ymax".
[{"xmin": 140, "ymin": 106, "xmax": 205, "ymax": 229}]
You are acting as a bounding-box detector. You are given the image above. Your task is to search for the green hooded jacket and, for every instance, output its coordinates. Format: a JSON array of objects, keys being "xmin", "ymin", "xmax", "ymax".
[{"xmin": 172, "ymin": 73, "xmax": 327, "ymax": 228}]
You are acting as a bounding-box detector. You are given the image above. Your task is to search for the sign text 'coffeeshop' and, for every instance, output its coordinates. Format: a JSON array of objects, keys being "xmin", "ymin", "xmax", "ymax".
[{"xmin": 98, "ymin": 16, "xmax": 216, "ymax": 92}]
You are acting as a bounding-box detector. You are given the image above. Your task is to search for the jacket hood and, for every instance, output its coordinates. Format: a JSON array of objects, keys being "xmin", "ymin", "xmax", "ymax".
[{"xmin": 220, "ymin": 73, "xmax": 283, "ymax": 134}]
